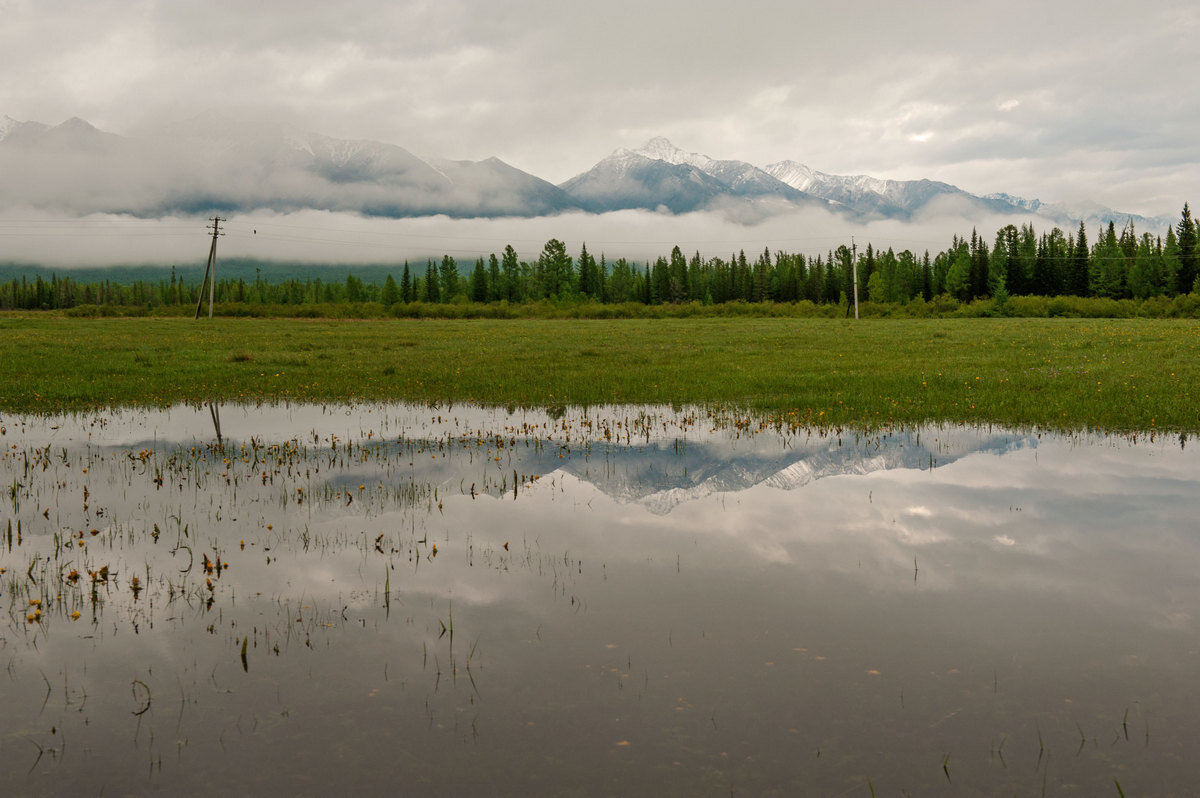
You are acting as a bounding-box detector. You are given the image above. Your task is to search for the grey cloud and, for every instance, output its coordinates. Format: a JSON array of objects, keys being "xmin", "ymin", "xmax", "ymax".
[
  {"xmin": 0, "ymin": 204, "xmax": 1050, "ymax": 269},
  {"xmin": 2, "ymin": 1, "xmax": 1199, "ymax": 218}
]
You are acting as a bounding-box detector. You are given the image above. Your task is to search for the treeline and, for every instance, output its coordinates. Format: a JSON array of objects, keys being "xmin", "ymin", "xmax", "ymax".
[{"xmin": 3, "ymin": 206, "xmax": 1199, "ymax": 313}]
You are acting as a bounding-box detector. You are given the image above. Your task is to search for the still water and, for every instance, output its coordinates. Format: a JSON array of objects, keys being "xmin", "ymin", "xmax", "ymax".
[{"xmin": 1, "ymin": 404, "xmax": 1197, "ymax": 796}]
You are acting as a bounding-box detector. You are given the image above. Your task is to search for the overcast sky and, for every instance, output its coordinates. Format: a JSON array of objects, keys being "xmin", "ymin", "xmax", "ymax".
[{"xmin": 2, "ymin": 0, "xmax": 1198, "ymax": 220}]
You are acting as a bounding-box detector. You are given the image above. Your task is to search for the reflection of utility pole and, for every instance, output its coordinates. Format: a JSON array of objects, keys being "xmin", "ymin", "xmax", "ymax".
[{"xmin": 194, "ymin": 217, "xmax": 225, "ymax": 320}]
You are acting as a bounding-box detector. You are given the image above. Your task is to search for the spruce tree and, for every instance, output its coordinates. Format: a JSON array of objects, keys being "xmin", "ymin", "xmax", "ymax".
[
  {"xmin": 1176, "ymin": 203, "xmax": 1197, "ymax": 294},
  {"xmin": 578, "ymin": 243, "xmax": 596, "ymax": 298},
  {"xmin": 439, "ymin": 255, "xmax": 458, "ymax": 301},
  {"xmin": 423, "ymin": 260, "xmax": 439, "ymax": 303},
  {"xmin": 1163, "ymin": 227, "xmax": 1181, "ymax": 295},
  {"xmin": 501, "ymin": 245, "xmax": 519, "ymax": 302},
  {"xmin": 969, "ymin": 231, "xmax": 990, "ymax": 298},
  {"xmin": 400, "ymin": 262, "xmax": 412, "ymax": 303},
  {"xmin": 488, "ymin": 254, "xmax": 501, "ymax": 302},
  {"xmin": 471, "ymin": 258, "xmax": 488, "ymax": 302},
  {"xmin": 1069, "ymin": 222, "xmax": 1090, "ymax": 296},
  {"xmin": 381, "ymin": 274, "xmax": 400, "ymax": 307}
]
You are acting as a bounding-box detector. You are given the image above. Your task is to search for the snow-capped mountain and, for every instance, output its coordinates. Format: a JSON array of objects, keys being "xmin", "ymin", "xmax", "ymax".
[
  {"xmin": 557, "ymin": 147, "xmax": 735, "ymax": 213},
  {"xmin": 560, "ymin": 138, "xmax": 1170, "ymax": 228},
  {"xmin": 636, "ymin": 137, "xmax": 815, "ymax": 203},
  {"xmin": 0, "ymin": 113, "xmax": 1175, "ymax": 230},
  {"xmin": 764, "ymin": 160, "xmax": 1172, "ymax": 230},
  {"xmin": 980, "ymin": 192, "xmax": 1169, "ymax": 231},
  {"xmin": 765, "ymin": 159, "xmax": 978, "ymax": 217},
  {"xmin": 558, "ymin": 137, "xmax": 822, "ymax": 214}
]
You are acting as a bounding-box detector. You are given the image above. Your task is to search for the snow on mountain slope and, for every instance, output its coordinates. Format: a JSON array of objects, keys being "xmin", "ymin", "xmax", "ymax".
[
  {"xmin": 558, "ymin": 138, "xmax": 821, "ymax": 213},
  {"xmin": 0, "ymin": 113, "xmax": 1176, "ymax": 228},
  {"xmin": 632, "ymin": 136, "xmax": 715, "ymax": 170},
  {"xmin": 558, "ymin": 148, "xmax": 732, "ymax": 213},
  {"xmin": 633, "ymin": 138, "xmax": 815, "ymax": 202}
]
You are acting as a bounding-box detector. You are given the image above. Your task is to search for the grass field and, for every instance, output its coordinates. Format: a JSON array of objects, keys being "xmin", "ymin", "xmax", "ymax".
[{"xmin": 1, "ymin": 315, "xmax": 1197, "ymax": 431}]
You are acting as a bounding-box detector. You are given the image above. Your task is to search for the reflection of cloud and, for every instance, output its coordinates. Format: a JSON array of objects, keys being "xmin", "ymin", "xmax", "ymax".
[
  {"xmin": 8, "ymin": 403, "xmax": 1200, "ymax": 649},
  {"xmin": 893, "ymin": 526, "xmax": 950, "ymax": 546}
]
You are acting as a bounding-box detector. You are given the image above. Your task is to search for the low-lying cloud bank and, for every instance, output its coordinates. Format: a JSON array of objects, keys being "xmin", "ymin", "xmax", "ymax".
[{"xmin": 2, "ymin": 200, "xmax": 1115, "ymax": 271}]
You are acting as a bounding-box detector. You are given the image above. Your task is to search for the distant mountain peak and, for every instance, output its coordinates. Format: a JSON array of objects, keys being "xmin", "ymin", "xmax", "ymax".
[
  {"xmin": 57, "ymin": 116, "xmax": 98, "ymax": 131},
  {"xmin": 632, "ymin": 137, "xmax": 713, "ymax": 170}
]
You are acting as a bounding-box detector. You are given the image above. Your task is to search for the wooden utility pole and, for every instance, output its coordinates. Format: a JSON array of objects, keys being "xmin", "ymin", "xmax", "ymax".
[
  {"xmin": 844, "ymin": 237, "xmax": 860, "ymax": 319},
  {"xmin": 851, "ymin": 237, "xmax": 859, "ymax": 319},
  {"xmin": 194, "ymin": 217, "xmax": 225, "ymax": 319}
]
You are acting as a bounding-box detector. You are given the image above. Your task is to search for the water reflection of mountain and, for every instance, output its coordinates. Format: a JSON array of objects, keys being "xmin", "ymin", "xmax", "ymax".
[
  {"xmin": 121, "ymin": 425, "xmax": 1036, "ymax": 515},
  {"xmin": 559, "ymin": 431, "xmax": 1036, "ymax": 514},
  {"xmin": 359, "ymin": 429, "xmax": 1036, "ymax": 515}
]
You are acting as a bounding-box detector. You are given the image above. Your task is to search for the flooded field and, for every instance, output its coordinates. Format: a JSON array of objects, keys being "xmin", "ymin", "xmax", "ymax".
[{"xmin": 2, "ymin": 404, "xmax": 1198, "ymax": 796}]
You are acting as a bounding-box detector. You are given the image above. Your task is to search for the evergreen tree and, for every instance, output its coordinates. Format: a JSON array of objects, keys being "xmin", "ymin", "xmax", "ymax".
[
  {"xmin": 439, "ymin": 255, "xmax": 459, "ymax": 301},
  {"xmin": 876, "ymin": 248, "xmax": 898, "ymax": 302},
  {"xmin": 668, "ymin": 246, "xmax": 688, "ymax": 302},
  {"xmin": 501, "ymin": 245, "xmax": 519, "ymax": 301},
  {"xmin": 1044, "ymin": 227, "xmax": 1070, "ymax": 296},
  {"xmin": 423, "ymin": 259, "xmax": 440, "ymax": 303},
  {"xmin": 578, "ymin": 243, "xmax": 597, "ymax": 298},
  {"xmin": 895, "ymin": 249, "xmax": 917, "ymax": 303},
  {"xmin": 650, "ymin": 256, "xmax": 669, "ymax": 304},
  {"xmin": 945, "ymin": 246, "xmax": 971, "ymax": 301},
  {"xmin": 597, "ymin": 254, "xmax": 609, "ymax": 303},
  {"xmin": 1163, "ymin": 227, "xmax": 1181, "ymax": 295},
  {"xmin": 1031, "ymin": 237, "xmax": 1052, "ymax": 296},
  {"xmin": 538, "ymin": 239, "xmax": 572, "ymax": 298},
  {"xmin": 834, "ymin": 245, "xmax": 853, "ymax": 302},
  {"xmin": 1176, "ymin": 203, "xmax": 1197, "ymax": 294},
  {"xmin": 932, "ymin": 248, "xmax": 952, "ymax": 296},
  {"xmin": 381, "ymin": 274, "xmax": 400, "ymax": 307},
  {"xmin": 687, "ymin": 251, "xmax": 703, "ymax": 302},
  {"xmin": 1093, "ymin": 222, "xmax": 1127, "ymax": 298},
  {"xmin": 1119, "ymin": 220, "xmax": 1138, "ymax": 262},
  {"xmin": 823, "ymin": 255, "xmax": 841, "ymax": 304},
  {"xmin": 608, "ymin": 258, "xmax": 635, "ymax": 303},
  {"xmin": 1013, "ymin": 224, "xmax": 1037, "ymax": 296},
  {"xmin": 470, "ymin": 258, "xmax": 488, "ymax": 302},
  {"xmin": 806, "ymin": 254, "xmax": 825, "ymax": 302},
  {"xmin": 988, "ymin": 229, "xmax": 1011, "ymax": 299},
  {"xmin": 487, "ymin": 254, "xmax": 501, "ymax": 302},
  {"xmin": 400, "ymin": 262, "xmax": 412, "ymax": 303},
  {"xmin": 736, "ymin": 250, "xmax": 753, "ymax": 301},
  {"xmin": 861, "ymin": 243, "xmax": 876, "ymax": 288},
  {"xmin": 750, "ymin": 247, "xmax": 770, "ymax": 303},
  {"xmin": 1068, "ymin": 222, "xmax": 1090, "ymax": 296},
  {"xmin": 1127, "ymin": 234, "xmax": 1156, "ymax": 299},
  {"xmin": 969, "ymin": 230, "xmax": 990, "ymax": 299}
]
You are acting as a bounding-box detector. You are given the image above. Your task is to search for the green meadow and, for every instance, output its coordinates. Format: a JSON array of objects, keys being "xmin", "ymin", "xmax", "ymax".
[{"xmin": 2, "ymin": 315, "xmax": 1197, "ymax": 431}]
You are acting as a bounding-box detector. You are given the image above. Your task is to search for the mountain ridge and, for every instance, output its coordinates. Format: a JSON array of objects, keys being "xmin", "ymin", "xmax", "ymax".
[{"xmin": 0, "ymin": 113, "xmax": 1175, "ymax": 230}]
